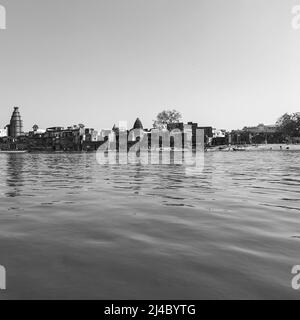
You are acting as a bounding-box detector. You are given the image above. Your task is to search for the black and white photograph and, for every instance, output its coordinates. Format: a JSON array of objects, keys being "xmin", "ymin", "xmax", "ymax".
[{"xmin": 0, "ymin": 0, "xmax": 300, "ymax": 306}]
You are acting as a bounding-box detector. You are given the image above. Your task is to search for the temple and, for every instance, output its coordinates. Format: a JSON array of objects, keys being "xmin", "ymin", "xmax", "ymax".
[
  {"xmin": 133, "ymin": 118, "xmax": 143, "ymax": 130},
  {"xmin": 7, "ymin": 107, "xmax": 23, "ymax": 138}
]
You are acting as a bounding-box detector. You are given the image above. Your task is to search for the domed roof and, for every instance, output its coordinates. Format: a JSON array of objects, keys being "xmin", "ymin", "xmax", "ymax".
[{"xmin": 133, "ymin": 118, "xmax": 143, "ymax": 130}]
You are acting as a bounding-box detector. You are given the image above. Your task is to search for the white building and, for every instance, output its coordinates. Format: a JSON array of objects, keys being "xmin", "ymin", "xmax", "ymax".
[
  {"xmin": 34, "ymin": 129, "xmax": 46, "ymax": 135},
  {"xmin": 0, "ymin": 127, "xmax": 8, "ymax": 137},
  {"xmin": 213, "ymin": 128, "xmax": 226, "ymax": 138}
]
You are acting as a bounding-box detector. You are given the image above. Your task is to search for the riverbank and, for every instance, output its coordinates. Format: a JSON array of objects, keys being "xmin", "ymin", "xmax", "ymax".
[
  {"xmin": 1, "ymin": 144, "xmax": 300, "ymax": 154},
  {"xmin": 207, "ymin": 144, "xmax": 300, "ymax": 152}
]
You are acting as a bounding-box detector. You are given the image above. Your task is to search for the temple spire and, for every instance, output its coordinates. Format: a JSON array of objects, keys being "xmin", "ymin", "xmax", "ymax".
[
  {"xmin": 133, "ymin": 118, "xmax": 143, "ymax": 130},
  {"xmin": 9, "ymin": 107, "xmax": 23, "ymax": 137}
]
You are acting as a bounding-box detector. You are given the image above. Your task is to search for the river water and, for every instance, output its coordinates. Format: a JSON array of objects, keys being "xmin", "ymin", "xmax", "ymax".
[{"xmin": 0, "ymin": 151, "xmax": 299, "ymax": 299}]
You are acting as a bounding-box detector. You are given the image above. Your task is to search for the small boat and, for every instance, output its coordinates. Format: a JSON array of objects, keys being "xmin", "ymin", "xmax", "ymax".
[
  {"xmin": 232, "ymin": 147, "xmax": 246, "ymax": 152},
  {"xmin": 0, "ymin": 150, "xmax": 28, "ymax": 154}
]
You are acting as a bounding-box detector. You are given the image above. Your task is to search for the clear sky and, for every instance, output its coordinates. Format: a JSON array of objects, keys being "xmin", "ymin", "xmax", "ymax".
[{"xmin": 0, "ymin": 0, "xmax": 300, "ymax": 131}]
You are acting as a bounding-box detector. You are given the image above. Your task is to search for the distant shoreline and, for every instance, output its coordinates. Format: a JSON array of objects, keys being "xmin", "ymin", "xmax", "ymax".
[
  {"xmin": 207, "ymin": 144, "xmax": 300, "ymax": 152},
  {"xmin": 1, "ymin": 144, "xmax": 300, "ymax": 154}
]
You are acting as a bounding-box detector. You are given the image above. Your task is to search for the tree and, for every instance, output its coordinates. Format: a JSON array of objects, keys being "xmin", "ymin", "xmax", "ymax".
[
  {"xmin": 276, "ymin": 113, "xmax": 300, "ymax": 138},
  {"xmin": 153, "ymin": 109, "xmax": 182, "ymax": 129}
]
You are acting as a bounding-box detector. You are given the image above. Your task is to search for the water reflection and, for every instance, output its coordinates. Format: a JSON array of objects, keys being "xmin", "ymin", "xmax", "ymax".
[
  {"xmin": 5, "ymin": 154, "xmax": 25, "ymax": 197},
  {"xmin": 0, "ymin": 151, "xmax": 300, "ymax": 299}
]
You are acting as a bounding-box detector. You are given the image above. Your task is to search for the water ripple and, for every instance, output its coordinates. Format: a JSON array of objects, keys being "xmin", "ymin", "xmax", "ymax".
[{"xmin": 0, "ymin": 151, "xmax": 300, "ymax": 299}]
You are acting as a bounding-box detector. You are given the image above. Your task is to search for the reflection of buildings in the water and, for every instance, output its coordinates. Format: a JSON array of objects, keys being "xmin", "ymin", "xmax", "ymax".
[
  {"xmin": 106, "ymin": 151, "xmax": 213, "ymax": 197},
  {"xmin": 157, "ymin": 153, "xmax": 213, "ymax": 195},
  {"xmin": 131, "ymin": 165, "xmax": 145, "ymax": 195},
  {"xmin": 39, "ymin": 153, "xmax": 93, "ymax": 191},
  {"xmin": 5, "ymin": 154, "xmax": 24, "ymax": 197}
]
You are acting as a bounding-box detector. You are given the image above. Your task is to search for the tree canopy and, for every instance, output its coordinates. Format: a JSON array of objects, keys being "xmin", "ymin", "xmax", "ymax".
[
  {"xmin": 153, "ymin": 109, "xmax": 182, "ymax": 129},
  {"xmin": 276, "ymin": 113, "xmax": 300, "ymax": 137}
]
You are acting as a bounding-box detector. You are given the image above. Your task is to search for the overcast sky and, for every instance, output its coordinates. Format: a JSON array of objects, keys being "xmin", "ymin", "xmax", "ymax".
[{"xmin": 0, "ymin": 0, "xmax": 300, "ymax": 131}]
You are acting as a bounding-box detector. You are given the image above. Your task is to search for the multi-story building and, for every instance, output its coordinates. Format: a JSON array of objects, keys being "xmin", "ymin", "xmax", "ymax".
[
  {"xmin": 243, "ymin": 123, "xmax": 277, "ymax": 134},
  {"xmin": 27, "ymin": 125, "xmax": 86, "ymax": 151},
  {"xmin": 212, "ymin": 128, "xmax": 228, "ymax": 146},
  {"xmin": 230, "ymin": 122, "xmax": 282, "ymax": 144},
  {"xmin": 84, "ymin": 128, "xmax": 99, "ymax": 142},
  {"xmin": 213, "ymin": 128, "xmax": 226, "ymax": 138},
  {"xmin": 167, "ymin": 122, "xmax": 213, "ymax": 146}
]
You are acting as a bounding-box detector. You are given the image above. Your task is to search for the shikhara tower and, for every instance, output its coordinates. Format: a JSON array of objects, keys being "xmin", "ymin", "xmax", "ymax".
[{"xmin": 9, "ymin": 107, "xmax": 23, "ymax": 137}]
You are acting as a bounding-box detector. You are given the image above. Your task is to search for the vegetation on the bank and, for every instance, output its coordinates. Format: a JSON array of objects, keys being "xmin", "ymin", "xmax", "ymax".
[
  {"xmin": 153, "ymin": 109, "xmax": 182, "ymax": 129},
  {"xmin": 276, "ymin": 113, "xmax": 300, "ymax": 138}
]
